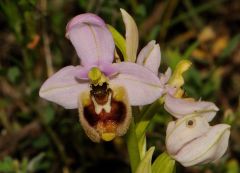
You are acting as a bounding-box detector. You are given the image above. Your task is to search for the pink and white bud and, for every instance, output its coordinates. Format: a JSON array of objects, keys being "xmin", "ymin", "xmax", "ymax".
[{"xmin": 166, "ymin": 114, "xmax": 230, "ymax": 167}]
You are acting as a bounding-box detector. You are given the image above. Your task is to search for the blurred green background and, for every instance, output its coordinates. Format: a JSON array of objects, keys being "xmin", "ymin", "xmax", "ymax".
[{"xmin": 0, "ymin": 0, "xmax": 240, "ymax": 172}]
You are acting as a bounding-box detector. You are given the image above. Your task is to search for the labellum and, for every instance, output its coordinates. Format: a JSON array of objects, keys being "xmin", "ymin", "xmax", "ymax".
[{"xmin": 78, "ymin": 68, "xmax": 132, "ymax": 142}]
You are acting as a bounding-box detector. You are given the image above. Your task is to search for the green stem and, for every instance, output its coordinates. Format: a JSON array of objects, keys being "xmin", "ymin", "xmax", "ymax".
[
  {"xmin": 126, "ymin": 118, "xmax": 140, "ymax": 173},
  {"xmin": 135, "ymin": 100, "xmax": 162, "ymax": 139}
]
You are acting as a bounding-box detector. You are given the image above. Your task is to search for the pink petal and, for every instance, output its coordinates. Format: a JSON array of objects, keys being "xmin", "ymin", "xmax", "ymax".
[
  {"xmin": 164, "ymin": 94, "xmax": 219, "ymax": 121},
  {"xmin": 137, "ymin": 40, "xmax": 161, "ymax": 75},
  {"xmin": 174, "ymin": 124, "xmax": 230, "ymax": 167},
  {"xmin": 75, "ymin": 66, "xmax": 92, "ymax": 79},
  {"xmin": 110, "ymin": 62, "xmax": 164, "ymax": 105},
  {"xmin": 66, "ymin": 13, "xmax": 105, "ymax": 35},
  {"xmin": 137, "ymin": 40, "xmax": 156, "ymax": 64},
  {"xmin": 112, "ymin": 62, "xmax": 160, "ymax": 83},
  {"xmin": 66, "ymin": 13, "xmax": 114, "ymax": 67},
  {"xmin": 99, "ymin": 63, "xmax": 119, "ymax": 77},
  {"xmin": 39, "ymin": 66, "xmax": 89, "ymax": 109},
  {"xmin": 158, "ymin": 68, "xmax": 176, "ymax": 95},
  {"xmin": 159, "ymin": 68, "xmax": 172, "ymax": 86}
]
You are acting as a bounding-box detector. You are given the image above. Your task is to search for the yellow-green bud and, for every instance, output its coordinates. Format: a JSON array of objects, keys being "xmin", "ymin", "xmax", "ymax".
[{"xmin": 168, "ymin": 60, "xmax": 192, "ymax": 88}]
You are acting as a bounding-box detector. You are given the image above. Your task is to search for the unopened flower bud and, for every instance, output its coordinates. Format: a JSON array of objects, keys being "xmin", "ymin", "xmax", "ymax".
[{"xmin": 166, "ymin": 114, "xmax": 230, "ymax": 167}]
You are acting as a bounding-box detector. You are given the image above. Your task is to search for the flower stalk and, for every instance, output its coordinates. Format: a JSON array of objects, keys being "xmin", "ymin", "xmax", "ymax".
[{"xmin": 126, "ymin": 117, "xmax": 141, "ymax": 173}]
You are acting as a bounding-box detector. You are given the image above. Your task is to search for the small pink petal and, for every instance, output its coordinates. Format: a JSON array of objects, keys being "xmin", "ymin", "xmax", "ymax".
[
  {"xmin": 159, "ymin": 68, "xmax": 176, "ymax": 95},
  {"xmin": 66, "ymin": 13, "xmax": 115, "ymax": 67},
  {"xmin": 159, "ymin": 68, "xmax": 172, "ymax": 86},
  {"xmin": 110, "ymin": 62, "xmax": 164, "ymax": 105},
  {"xmin": 137, "ymin": 40, "xmax": 156, "ymax": 64},
  {"xmin": 164, "ymin": 94, "xmax": 219, "ymax": 121},
  {"xmin": 39, "ymin": 66, "xmax": 89, "ymax": 109},
  {"xmin": 137, "ymin": 40, "xmax": 161, "ymax": 75},
  {"xmin": 164, "ymin": 85, "xmax": 177, "ymax": 96}
]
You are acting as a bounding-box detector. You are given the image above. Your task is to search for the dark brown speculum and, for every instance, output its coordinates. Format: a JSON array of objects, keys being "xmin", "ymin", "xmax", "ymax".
[{"xmin": 90, "ymin": 82, "xmax": 111, "ymax": 105}]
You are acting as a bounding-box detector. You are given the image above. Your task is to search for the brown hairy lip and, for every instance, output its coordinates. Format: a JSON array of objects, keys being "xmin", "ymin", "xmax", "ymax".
[{"xmin": 83, "ymin": 98, "xmax": 126, "ymax": 133}]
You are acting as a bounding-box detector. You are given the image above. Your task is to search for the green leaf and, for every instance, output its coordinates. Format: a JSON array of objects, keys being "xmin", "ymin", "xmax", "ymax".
[
  {"xmin": 0, "ymin": 157, "xmax": 14, "ymax": 172},
  {"xmin": 138, "ymin": 134, "xmax": 146, "ymax": 159},
  {"xmin": 135, "ymin": 4, "xmax": 146, "ymax": 17},
  {"xmin": 41, "ymin": 106, "xmax": 55, "ymax": 124},
  {"xmin": 0, "ymin": 1, "xmax": 23, "ymax": 42},
  {"xmin": 136, "ymin": 147, "xmax": 155, "ymax": 173},
  {"xmin": 107, "ymin": 24, "xmax": 127, "ymax": 60},
  {"xmin": 227, "ymin": 159, "xmax": 239, "ymax": 173},
  {"xmin": 20, "ymin": 158, "xmax": 28, "ymax": 173},
  {"xmin": 223, "ymin": 109, "xmax": 235, "ymax": 125},
  {"xmin": 182, "ymin": 40, "xmax": 199, "ymax": 59},
  {"xmin": 32, "ymin": 134, "xmax": 49, "ymax": 149},
  {"xmin": 78, "ymin": 0, "xmax": 87, "ymax": 8},
  {"xmin": 165, "ymin": 48, "xmax": 183, "ymax": 69},
  {"xmin": 148, "ymin": 25, "xmax": 160, "ymax": 41},
  {"xmin": 7, "ymin": 66, "xmax": 20, "ymax": 83},
  {"xmin": 152, "ymin": 152, "xmax": 175, "ymax": 173},
  {"xmin": 219, "ymin": 34, "xmax": 240, "ymax": 63}
]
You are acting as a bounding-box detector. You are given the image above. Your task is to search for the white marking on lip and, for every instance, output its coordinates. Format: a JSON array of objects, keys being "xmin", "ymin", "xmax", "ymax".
[{"xmin": 92, "ymin": 93, "xmax": 112, "ymax": 114}]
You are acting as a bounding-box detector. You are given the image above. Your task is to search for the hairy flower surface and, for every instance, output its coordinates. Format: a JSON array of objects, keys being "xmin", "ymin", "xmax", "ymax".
[{"xmin": 39, "ymin": 13, "xmax": 163, "ymax": 142}]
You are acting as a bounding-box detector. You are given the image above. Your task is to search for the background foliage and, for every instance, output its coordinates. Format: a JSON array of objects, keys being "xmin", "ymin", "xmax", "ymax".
[{"xmin": 0, "ymin": 0, "xmax": 240, "ymax": 172}]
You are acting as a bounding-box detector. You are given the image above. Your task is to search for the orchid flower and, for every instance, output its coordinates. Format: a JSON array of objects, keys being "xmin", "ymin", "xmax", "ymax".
[
  {"xmin": 39, "ymin": 13, "xmax": 163, "ymax": 142},
  {"xmin": 165, "ymin": 97, "xmax": 230, "ymax": 167}
]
